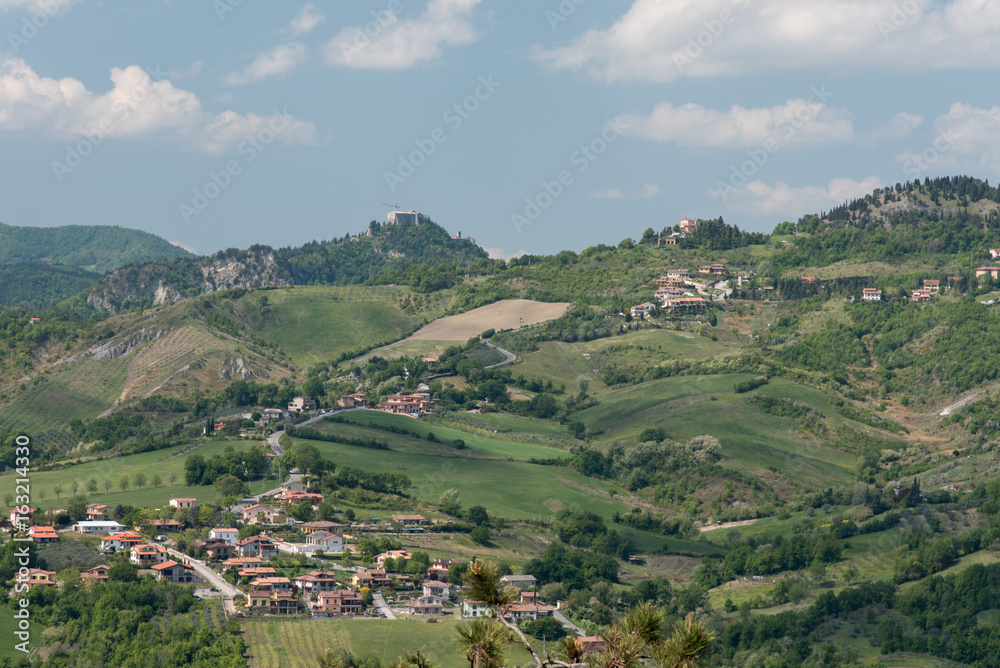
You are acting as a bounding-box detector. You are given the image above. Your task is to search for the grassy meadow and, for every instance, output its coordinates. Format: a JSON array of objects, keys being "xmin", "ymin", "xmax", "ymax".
[
  {"xmin": 233, "ymin": 286, "xmax": 435, "ymax": 368},
  {"xmin": 0, "ymin": 438, "xmax": 268, "ymax": 511},
  {"xmin": 243, "ymin": 617, "xmax": 536, "ymax": 668}
]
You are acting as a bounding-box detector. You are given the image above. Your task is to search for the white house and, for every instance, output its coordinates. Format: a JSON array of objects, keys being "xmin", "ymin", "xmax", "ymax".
[
  {"xmin": 209, "ymin": 528, "xmax": 239, "ymax": 545},
  {"xmin": 422, "ymin": 582, "xmax": 450, "ymax": 599},
  {"xmin": 71, "ymin": 520, "xmax": 125, "ymax": 534},
  {"xmin": 307, "ymin": 530, "xmax": 344, "ymax": 553},
  {"xmin": 461, "ymin": 600, "xmax": 493, "ymax": 618},
  {"xmin": 862, "ymin": 288, "xmax": 882, "ymax": 302},
  {"xmin": 403, "ymin": 595, "xmax": 444, "ymax": 615}
]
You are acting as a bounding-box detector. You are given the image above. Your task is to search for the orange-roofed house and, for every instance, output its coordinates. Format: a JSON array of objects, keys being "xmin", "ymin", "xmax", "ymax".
[
  {"xmin": 101, "ymin": 531, "xmax": 144, "ymax": 551},
  {"xmin": 29, "ymin": 525, "xmax": 59, "ymax": 545},
  {"xmin": 131, "ymin": 543, "xmax": 169, "ymax": 566},
  {"xmin": 151, "ymin": 560, "xmax": 198, "ymax": 584},
  {"xmin": 25, "ymin": 569, "xmax": 56, "ymax": 587}
]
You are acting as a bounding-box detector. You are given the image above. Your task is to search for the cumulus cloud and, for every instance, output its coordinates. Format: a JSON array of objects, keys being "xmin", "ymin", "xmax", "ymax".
[
  {"xmin": 710, "ymin": 176, "xmax": 883, "ymax": 217},
  {"xmin": 0, "ymin": 58, "xmax": 324, "ymax": 153},
  {"xmin": 325, "ymin": 0, "xmax": 482, "ymax": 69},
  {"xmin": 285, "ymin": 3, "xmax": 324, "ymax": 37},
  {"xmin": 590, "ymin": 183, "xmax": 660, "ymax": 199},
  {"xmin": 224, "ymin": 43, "xmax": 308, "ymax": 86},
  {"xmin": 533, "ymin": 0, "xmax": 1000, "ymax": 83},
  {"xmin": 617, "ymin": 98, "xmax": 854, "ymax": 148},
  {"xmin": 920, "ymin": 103, "xmax": 1000, "ymax": 172}
]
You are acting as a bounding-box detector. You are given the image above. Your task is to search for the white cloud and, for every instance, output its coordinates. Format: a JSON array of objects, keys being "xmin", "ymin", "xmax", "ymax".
[
  {"xmin": 617, "ymin": 99, "xmax": 854, "ymax": 148},
  {"xmin": 0, "ymin": 58, "xmax": 324, "ymax": 153},
  {"xmin": 710, "ymin": 176, "xmax": 883, "ymax": 217},
  {"xmin": 484, "ymin": 246, "xmax": 528, "ymax": 260},
  {"xmin": 868, "ymin": 112, "xmax": 924, "ymax": 143},
  {"xmin": 591, "ymin": 183, "xmax": 660, "ymax": 199},
  {"xmin": 285, "ymin": 3, "xmax": 324, "ymax": 37},
  {"xmin": 325, "ymin": 0, "xmax": 482, "ymax": 69},
  {"xmin": 0, "ymin": 0, "xmax": 80, "ymax": 14},
  {"xmin": 533, "ymin": 0, "xmax": 1000, "ymax": 83},
  {"xmin": 169, "ymin": 240, "xmax": 198, "ymax": 254},
  {"xmin": 224, "ymin": 43, "xmax": 308, "ymax": 86},
  {"xmin": 920, "ymin": 102, "xmax": 1000, "ymax": 172}
]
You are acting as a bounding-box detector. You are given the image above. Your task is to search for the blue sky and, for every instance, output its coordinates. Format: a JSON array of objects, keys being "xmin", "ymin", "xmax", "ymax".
[{"xmin": 1, "ymin": 0, "xmax": 999, "ymax": 258}]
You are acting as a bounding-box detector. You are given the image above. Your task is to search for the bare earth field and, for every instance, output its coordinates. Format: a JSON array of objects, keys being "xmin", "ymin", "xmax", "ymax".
[{"xmin": 407, "ymin": 299, "xmax": 569, "ymax": 341}]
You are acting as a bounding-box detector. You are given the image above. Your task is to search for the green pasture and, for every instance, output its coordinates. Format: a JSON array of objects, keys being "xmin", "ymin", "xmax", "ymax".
[
  {"xmin": 233, "ymin": 286, "xmax": 430, "ymax": 368},
  {"xmin": 243, "ymin": 617, "xmax": 534, "ymax": 668},
  {"xmin": 325, "ymin": 410, "xmax": 571, "ymax": 460},
  {"xmin": 577, "ymin": 375, "xmax": 858, "ymax": 488},
  {"xmin": 0, "ymin": 439, "xmax": 267, "ymax": 511}
]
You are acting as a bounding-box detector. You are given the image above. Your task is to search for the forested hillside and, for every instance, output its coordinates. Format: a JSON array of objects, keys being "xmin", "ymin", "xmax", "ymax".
[
  {"xmin": 0, "ymin": 222, "xmax": 193, "ymax": 273},
  {"xmin": 82, "ymin": 215, "xmax": 490, "ymax": 314}
]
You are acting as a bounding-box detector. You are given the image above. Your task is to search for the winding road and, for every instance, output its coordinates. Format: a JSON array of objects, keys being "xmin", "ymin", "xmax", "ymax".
[{"xmin": 482, "ymin": 338, "xmax": 517, "ymax": 369}]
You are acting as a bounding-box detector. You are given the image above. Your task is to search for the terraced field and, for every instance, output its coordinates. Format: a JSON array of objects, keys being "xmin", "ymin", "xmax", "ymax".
[
  {"xmin": 0, "ymin": 358, "xmax": 128, "ymax": 449},
  {"xmin": 121, "ymin": 326, "xmax": 219, "ymax": 399}
]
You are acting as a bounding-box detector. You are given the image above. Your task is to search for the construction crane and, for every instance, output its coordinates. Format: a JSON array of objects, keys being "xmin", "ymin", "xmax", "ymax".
[{"xmin": 382, "ymin": 202, "xmax": 402, "ymax": 211}]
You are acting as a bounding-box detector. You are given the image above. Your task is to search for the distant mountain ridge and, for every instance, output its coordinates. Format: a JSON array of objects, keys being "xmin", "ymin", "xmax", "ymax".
[{"xmin": 0, "ymin": 222, "xmax": 194, "ymax": 274}]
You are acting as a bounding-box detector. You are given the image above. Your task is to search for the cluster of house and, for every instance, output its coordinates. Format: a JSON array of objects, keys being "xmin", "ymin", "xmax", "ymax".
[
  {"xmin": 630, "ymin": 267, "xmax": 715, "ymax": 319},
  {"xmin": 861, "ymin": 277, "xmax": 960, "ymax": 303},
  {"xmin": 375, "ymin": 392, "xmax": 434, "ymax": 417},
  {"xmin": 231, "ymin": 549, "xmax": 467, "ymax": 616},
  {"xmin": 12, "ymin": 502, "xmax": 608, "ymax": 655}
]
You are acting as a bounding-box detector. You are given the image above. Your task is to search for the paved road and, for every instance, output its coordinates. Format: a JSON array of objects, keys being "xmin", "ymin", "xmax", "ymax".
[
  {"xmin": 166, "ymin": 547, "xmax": 240, "ymax": 614},
  {"xmin": 372, "ymin": 593, "xmax": 396, "ymax": 620},
  {"xmin": 482, "ymin": 338, "xmax": 517, "ymax": 369},
  {"xmin": 710, "ymin": 279, "xmax": 733, "ymax": 302},
  {"xmin": 267, "ymin": 408, "xmax": 360, "ymax": 455},
  {"xmin": 553, "ymin": 609, "xmax": 585, "ymax": 636},
  {"xmin": 247, "ymin": 408, "xmax": 364, "ymax": 506}
]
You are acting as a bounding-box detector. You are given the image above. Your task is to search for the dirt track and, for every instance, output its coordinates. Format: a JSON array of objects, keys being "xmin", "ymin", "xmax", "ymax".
[{"xmin": 408, "ymin": 300, "xmax": 569, "ymax": 341}]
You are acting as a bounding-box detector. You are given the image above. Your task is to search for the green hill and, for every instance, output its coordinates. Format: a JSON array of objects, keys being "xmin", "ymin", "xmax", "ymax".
[
  {"xmin": 0, "ymin": 222, "xmax": 194, "ymax": 273},
  {"xmin": 83, "ymin": 214, "xmax": 491, "ymax": 314},
  {"xmin": 0, "ymin": 263, "xmax": 100, "ymax": 309}
]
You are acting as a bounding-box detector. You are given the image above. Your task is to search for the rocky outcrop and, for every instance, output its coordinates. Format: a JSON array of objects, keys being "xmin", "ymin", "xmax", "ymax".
[
  {"xmin": 86, "ymin": 246, "xmax": 291, "ymax": 314},
  {"xmin": 57, "ymin": 327, "xmax": 170, "ymax": 365},
  {"xmin": 200, "ymin": 249, "xmax": 290, "ymax": 293},
  {"xmin": 219, "ymin": 357, "xmax": 254, "ymax": 380}
]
